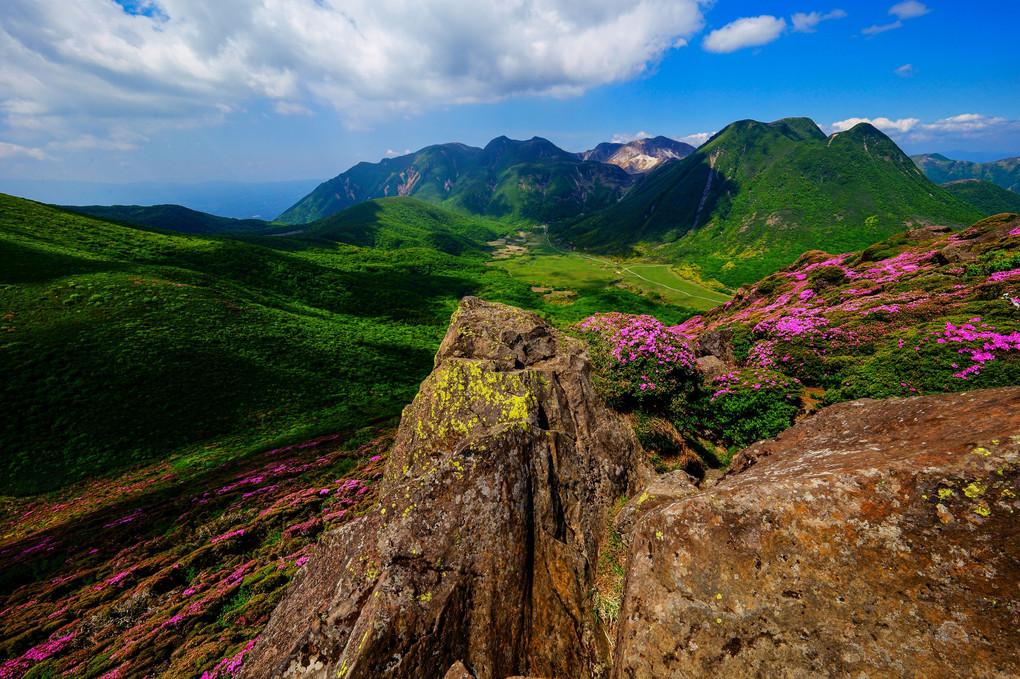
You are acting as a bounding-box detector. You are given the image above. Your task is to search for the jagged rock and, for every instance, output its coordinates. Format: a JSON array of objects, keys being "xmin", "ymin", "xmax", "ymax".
[
  {"xmin": 938, "ymin": 215, "xmax": 1019, "ymax": 263},
  {"xmin": 907, "ymin": 224, "xmax": 953, "ymax": 241},
  {"xmin": 443, "ymin": 661, "xmax": 475, "ymax": 679},
  {"xmin": 695, "ymin": 327, "xmax": 736, "ymax": 365},
  {"xmin": 241, "ymin": 297, "xmax": 649, "ymax": 679},
  {"xmin": 695, "ymin": 355, "xmax": 728, "ymax": 380},
  {"xmin": 613, "ymin": 387, "xmax": 1020, "ymax": 678},
  {"xmin": 614, "ymin": 471, "xmax": 698, "ymax": 548}
]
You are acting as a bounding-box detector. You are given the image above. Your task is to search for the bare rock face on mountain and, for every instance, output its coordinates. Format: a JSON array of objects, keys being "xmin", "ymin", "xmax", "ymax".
[
  {"xmin": 580, "ymin": 136, "xmax": 695, "ymax": 174},
  {"xmin": 241, "ymin": 297, "xmax": 649, "ymax": 679},
  {"xmin": 613, "ymin": 387, "xmax": 1020, "ymax": 678}
]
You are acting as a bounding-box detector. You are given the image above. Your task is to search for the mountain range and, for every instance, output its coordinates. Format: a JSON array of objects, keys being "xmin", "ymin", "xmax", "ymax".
[
  {"xmin": 555, "ymin": 118, "xmax": 983, "ymax": 286},
  {"xmin": 277, "ymin": 136, "xmax": 636, "ymax": 225},
  {"xmin": 912, "ymin": 153, "xmax": 1020, "ymax": 193}
]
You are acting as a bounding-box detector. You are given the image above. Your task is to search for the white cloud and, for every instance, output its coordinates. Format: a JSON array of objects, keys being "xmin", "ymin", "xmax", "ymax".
[
  {"xmin": 862, "ymin": 21, "xmax": 902, "ymax": 35},
  {"xmin": 826, "ymin": 114, "xmax": 1020, "ymax": 147},
  {"xmin": 0, "ymin": 141, "xmax": 50, "ymax": 160},
  {"xmin": 611, "ymin": 131, "xmax": 652, "ymax": 144},
  {"xmin": 702, "ymin": 15, "xmax": 787, "ymax": 53},
  {"xmin": 863, "ymin": 1, "xmax": 929, "ymax": 35},
  {"xmin": 678, "ymin": 131, "xmax": 714, "ymax": 147},
  {"xmin": 889, "ymin": 1, "xmax": 930, "ymax": 20},
  {"xmin": 273, "ymin": 102, "xmax": 314, "ymax": 116},
  {"xmin": 829, "ymin": 116, "xmax": 921, "ymax": 134},
  {"xmin": 894, "ymin": 63, "xmax": 914, "ymax": 77},
  {"xmin": 0, "ymin": 0, "xmax": 707, "ymax": 151},
  {"xmin": 384, "ymin": 149, "xmax": 411, "ymax": 157},
  {"xmin": 791, "ymin": 9, "xmax": 847, "ymax": 33}
]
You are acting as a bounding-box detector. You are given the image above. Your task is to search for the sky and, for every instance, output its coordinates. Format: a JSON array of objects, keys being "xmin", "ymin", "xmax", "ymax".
[{"xmin": 0, "ymin": 0, "xmax": 1018, "ymax": 185}]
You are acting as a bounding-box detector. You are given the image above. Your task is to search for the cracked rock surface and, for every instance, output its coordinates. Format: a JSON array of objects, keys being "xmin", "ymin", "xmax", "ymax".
[
  {"xmin": 240, "ymin": 297, "xmax": 649, "ymax": 679},
  {"xmin": 613, "ymin": 387, "xmax": 1020, "ymax": 678}
]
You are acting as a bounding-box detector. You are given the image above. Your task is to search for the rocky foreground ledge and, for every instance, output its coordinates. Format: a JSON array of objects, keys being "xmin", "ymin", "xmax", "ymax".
[
  {"xmin": 242, "ymin": 298, "xmax": 1020, "ymax": 678},
  {"xmin": 240, "ymin": 297, "xmax": 650, "ymax": 679},
  {"xmin": 617, "ymin": 387, "xmax": 1020, "ymax": 678}
]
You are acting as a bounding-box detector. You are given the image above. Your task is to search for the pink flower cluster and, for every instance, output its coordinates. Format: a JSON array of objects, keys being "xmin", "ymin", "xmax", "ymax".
[
  {"xmin": 987, "ymin": 269, "xmax": 1020, "ymax": 283},
  {"xmin": 200, "ymin": 638, "xmax": 259, "ymax": 679},
  {"xmin": 941, "ymin": 318, "xmax": 1020, "ymax": 379},
  {"xmin": 708, "ymin": 369, "xmax": 800, "ymax": 402},
  {"xmin": 577, "ymin": 313, "xmax": 697, "ymax": 369},
  {"xmin": 576, "ymin": 313, "xmax": 700, "ymax": 391},
  {"xmin": 0, "ymin": 630, "xmax": 76, "ymax": 678},
  {"xmin": 210, "ymin": 528, "xmax": 245, "ymax": 544}
]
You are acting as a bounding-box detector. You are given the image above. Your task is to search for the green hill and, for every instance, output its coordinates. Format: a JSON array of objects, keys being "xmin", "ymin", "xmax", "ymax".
[
  {"xmin": 277, "ymin": 136, "xmax": 634, "ymax": 224},
  {"xmin": 61, "ymin": 203, "xmax": 283, "ymax": 234},
  {"xmin": 912, "ymin": 153, "xmax": 1020, "ymax": 193},
  {"xmin": 555, "ymin": 118, "xmax": 983, "ymax": 287},
  {"xmin": 941, "ymin": 179, "xmax": 1020, "ymax": 215},
  {"xmin": 0, "ymin": 193, "xmax": 695, "ymax": 494},
  {"xmin": 301, "ymin": 196, "xmax": 502, "ymax": 255}
]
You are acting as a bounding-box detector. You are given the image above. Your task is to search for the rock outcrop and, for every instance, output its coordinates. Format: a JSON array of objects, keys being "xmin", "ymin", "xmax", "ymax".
[
  {"xmin": 613, "ymin": 387, "xmax": 1020, "ymax": 678},
  {"xmin": 240, "ymin": 297, "xmax": 650, "ymax": 679}
]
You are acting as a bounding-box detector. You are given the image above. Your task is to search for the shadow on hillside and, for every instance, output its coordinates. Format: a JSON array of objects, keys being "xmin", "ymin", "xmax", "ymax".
[{"xmin": 0, "ymin": 240, "xmax": 132, "ymax": 285}]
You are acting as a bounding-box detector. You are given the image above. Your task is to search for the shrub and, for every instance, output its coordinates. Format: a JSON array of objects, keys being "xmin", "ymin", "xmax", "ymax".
[
  {"xmin": 696, "ymin": 368, "xmax": 803, "ymax": 448},
  {"xmin": 574, "ymin": 312, "xmax": 703, "ymax": 413}
]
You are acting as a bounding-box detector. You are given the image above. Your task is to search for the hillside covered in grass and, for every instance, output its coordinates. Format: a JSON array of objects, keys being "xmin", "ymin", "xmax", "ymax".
[
  {"xmin": 557, "ymin": 118, "xmax": 983, "ymax": 287},
  {"xmin": 0, "ymin": 193, "xmax": 698, "ymax": 495},
  {"xmin": 941, "ymin": 179, "xmax": 1020, "ymax": 216},
  {"xmin": 60, "ymin": 204, "xmax": 283, "ymax": 235},
  {"xmin": 0, "ymin": 424, "xmax": 393, "ymax": 679}
]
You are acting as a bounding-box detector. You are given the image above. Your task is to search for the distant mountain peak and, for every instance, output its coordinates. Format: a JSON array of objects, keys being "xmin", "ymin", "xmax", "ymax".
[{"xmin": 580, "ymin": 135, "xmax": 695, "ymax": 174}]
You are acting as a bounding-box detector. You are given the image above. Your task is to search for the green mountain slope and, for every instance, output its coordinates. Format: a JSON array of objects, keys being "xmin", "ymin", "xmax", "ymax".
[
  {"xmin": 556, "ymin": 117, "xmax": 983, "ymax": 287},
  {"xmin": 277, "ymin": 136, "xmax": 634, "ymax": 224},
  {"xmin": 61, "ymin": 203, "xmax": 283, "ymax": 234},
  {"xmin": 941, "ymin": 179, "xmax": 1020, "ymax": 215},
  {"xmin": 301, "ymin": 196, "xmax": 501, "ymax": 255},
  {"xmin": 912, "ymin": 153, "xmax": 1020, "ymax": 193},
  {"xmin": 0, "ymin": 193, "xmax": 695, "ymax": 494}
]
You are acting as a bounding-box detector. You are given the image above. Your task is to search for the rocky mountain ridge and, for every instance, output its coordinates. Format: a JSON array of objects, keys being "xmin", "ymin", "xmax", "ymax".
[{"xmin": 579, "ymin": 135, "xmax": 695, "ymax": 174}]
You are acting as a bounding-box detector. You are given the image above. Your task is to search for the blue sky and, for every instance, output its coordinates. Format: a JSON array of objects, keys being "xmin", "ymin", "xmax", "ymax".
[{"xmin": 0, "ymin": 0, "xmax": 1018, "ymax": 184}]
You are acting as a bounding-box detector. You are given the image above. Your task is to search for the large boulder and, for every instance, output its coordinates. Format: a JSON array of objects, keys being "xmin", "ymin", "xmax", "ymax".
[
  {"xmin": 240, "ymin": 297, "xmax": 650, "ymax": 679},
  {"xmin": 614, "ymin": 387, "xmax": 1020, "ymax": 678}
]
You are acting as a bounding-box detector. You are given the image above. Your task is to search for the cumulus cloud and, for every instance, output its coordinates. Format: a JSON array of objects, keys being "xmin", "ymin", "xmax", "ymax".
[
  {"xmin": 0, "ymin": 141, "xmax": 49, "ymax": 160},
  {"xmin": 894, "ymin": 64, "xmax": 914, "ymax": 77},
  {"xmin": 829, "ymin": 116, "xmax": 921, "ymax": 134},
  {"xmin": 791, "ymin": 9, "xmax": 847, "ymax": 33},
  {"xmin": 678, "ymin": 131, "xmax": 714, "ymax": 147},
  {"xmin": 702, "ymin": 15, "xmax": 787, "ymax": 53},
  {"xmin": 0, "ymin": 0, "xmax": 707, "ymax": 152},
  {"xmin": 826, "ymin": 114, "xmax": 1020, "ymax": 148},
  {"xmin": 863, "ymin": 1, "xmax": 929, "ymax": 35},
  {"xmin": 611, "ymin": 131, "xmax": 652, "ymax": 144},
  {"xmin": 889, "ymin": 1, "xmax": 930, "ymax": 20}
]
